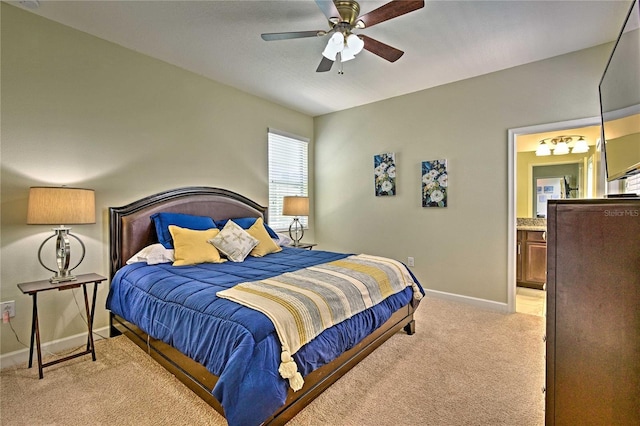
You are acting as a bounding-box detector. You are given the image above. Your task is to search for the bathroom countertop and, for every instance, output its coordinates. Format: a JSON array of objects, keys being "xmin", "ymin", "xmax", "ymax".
[
  {"xmin": 517, "ymin": 225, "xmax": 547, "ymax": 231},
  {"xmin": 517, "ymin": 218, "xmax": 546, "ymax": 231}
]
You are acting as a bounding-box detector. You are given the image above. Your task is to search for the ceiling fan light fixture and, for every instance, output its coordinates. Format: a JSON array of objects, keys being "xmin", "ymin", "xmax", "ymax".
[
  {"xmin": 322, "ymin": 47, "xmax": 338, "ymax": 61},
  {"xmin": 261, "ymin": 0, "xmax": 424, "ymax": 73},
  {"xmin": 341, "ymin": 48, "xmax": 356, "ymax": 62},
  {"xmin": 346, "ymin": 34, "xmax": 364, "ymax": 55},
  {"xmin": 336, "ymin": 33, "xmax": 363, "ymax": 62},
  {"xmin": 329, "ymin": 32, "xmax": 345, "ymax": 47},
  {"xmin": 322, "ymin": 32, "xmax": 345, "ymax": 60}
]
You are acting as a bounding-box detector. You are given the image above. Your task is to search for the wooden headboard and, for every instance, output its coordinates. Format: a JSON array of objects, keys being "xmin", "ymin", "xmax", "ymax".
[{"xmin": 109, "ymin": 187, "xmax": 267, "ymax": 278}]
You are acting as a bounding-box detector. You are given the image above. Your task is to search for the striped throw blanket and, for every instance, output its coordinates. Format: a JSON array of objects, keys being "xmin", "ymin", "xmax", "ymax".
[{"xmin": 216, "ymin": 254, "xmax": 422, "ymax": 391}]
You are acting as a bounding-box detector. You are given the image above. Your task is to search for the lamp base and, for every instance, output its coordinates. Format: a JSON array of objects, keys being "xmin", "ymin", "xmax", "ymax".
[
  {"xmin": 50, "ymin": 275, "xmax": 77, "ymax": 284},
  {"xmin": 288, "ymin": 218, "xmax": 304, "ymax": 246},
  {"xmin": 37, "ymin": 227, "xmax": 86, "ymax": 284}
]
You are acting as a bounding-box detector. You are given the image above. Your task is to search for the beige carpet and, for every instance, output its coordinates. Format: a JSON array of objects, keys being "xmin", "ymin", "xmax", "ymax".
[{"xmin": 0, "ymin": 298, "xmax": 545, "ymax": 425}]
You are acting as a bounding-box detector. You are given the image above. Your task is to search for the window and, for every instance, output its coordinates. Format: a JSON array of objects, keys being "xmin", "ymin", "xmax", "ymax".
[{"xmin": 268, "ymin": 128, "xmax": 309, "ymax": 230}]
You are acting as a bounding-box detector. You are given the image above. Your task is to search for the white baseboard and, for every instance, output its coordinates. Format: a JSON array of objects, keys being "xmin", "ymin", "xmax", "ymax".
[
  {"xmin": 424, "ymin": 289, "xmax": 510, "ymax": 313},
  {"xmin": 0, "ymin": 326, "xmax": 110, "ymax": 370}
]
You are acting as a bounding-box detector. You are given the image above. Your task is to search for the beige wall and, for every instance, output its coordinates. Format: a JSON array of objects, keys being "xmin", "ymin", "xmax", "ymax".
[
  {"xmin": 0, "ymin": 5, "xmax": 313, "ymax": 355},
  {"xmin": 314, "ymin": 43, "xmax": 612, "ymax": 303}
]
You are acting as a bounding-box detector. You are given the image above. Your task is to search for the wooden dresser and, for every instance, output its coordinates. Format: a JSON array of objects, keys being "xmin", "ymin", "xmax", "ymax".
[{"xmin": 545, "ymin": 198, "xmax": 640, "ymax": 425}]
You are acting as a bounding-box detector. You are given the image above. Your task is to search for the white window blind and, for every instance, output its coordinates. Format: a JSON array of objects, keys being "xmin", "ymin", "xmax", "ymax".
[{"xmin": 268, "ymin": 129, "xmax": 309, "ymax": 231}]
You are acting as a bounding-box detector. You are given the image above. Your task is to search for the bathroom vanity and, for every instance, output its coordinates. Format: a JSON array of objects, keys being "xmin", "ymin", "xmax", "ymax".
[{"xmin": 516, "ymin": 219, "xmax": 547, "ymax": 290}]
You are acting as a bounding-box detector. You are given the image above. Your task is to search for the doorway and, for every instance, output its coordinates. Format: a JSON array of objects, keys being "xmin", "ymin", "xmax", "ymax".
[{"xmin": 507, "ymin": 116, "xmax": 601, "ymax": 313}]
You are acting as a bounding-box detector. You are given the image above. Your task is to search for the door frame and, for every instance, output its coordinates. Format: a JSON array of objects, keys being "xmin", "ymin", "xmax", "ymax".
[{"xmin": 507, "ymin": 115, "xmax": 600, "ymax": 312}]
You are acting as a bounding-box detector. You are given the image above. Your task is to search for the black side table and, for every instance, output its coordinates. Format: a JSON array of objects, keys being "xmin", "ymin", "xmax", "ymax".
[{"xmin": 18, "ymin": 273, "xmax": 107, "ymax": 379}]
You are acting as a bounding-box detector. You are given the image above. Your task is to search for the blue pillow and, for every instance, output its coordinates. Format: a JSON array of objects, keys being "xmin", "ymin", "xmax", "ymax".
[
  {"xmin": 217, "ymin": 217, "xmax": 278, "ymax": 239},
  {"xmin": 151, "ymin": 212, "xmax": 217, "ymax": 249}
]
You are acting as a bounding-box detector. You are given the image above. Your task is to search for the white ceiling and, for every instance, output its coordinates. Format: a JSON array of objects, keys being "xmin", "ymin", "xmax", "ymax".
[{"xmin": 10, "ymin": 0, "xmax": 633, "ymax": 117}]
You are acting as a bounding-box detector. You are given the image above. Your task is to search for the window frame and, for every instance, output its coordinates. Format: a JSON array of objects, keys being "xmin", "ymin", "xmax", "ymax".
[{"xmin": 267, "ymin": 128, "xmax": 309, "ymax": 232}]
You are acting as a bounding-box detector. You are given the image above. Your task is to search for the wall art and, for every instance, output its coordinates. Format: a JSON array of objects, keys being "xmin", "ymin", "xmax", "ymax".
[
  {"xmin": 422, "ymin": 159, "xmax": 448, "ymax": 207},
  {"xmin": 374, "ymin": 152, "xmax": 396, "ymax": 196}
]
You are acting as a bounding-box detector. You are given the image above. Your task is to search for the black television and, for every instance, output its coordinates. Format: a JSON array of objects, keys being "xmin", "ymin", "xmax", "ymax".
[{"xmin": 598, "ymin": 0, "xmax": 640, "ymax": 183}]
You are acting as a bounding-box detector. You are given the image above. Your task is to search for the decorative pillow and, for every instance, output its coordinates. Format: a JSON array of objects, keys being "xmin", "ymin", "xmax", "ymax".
[
  {"xmin": 126, "ymin": 243, "xmax": 175, "ymax": 265},
  {"xmin": 247, "ymin": 217, "xmax": 283, "ymax": 257},
  {"xmin": 151, "ymin": 212, "xmax": 217, "ymax": 249},
  {"xmin": 217, "ymin": 217, "xmax": 279, "ymax": 239},
  {"xmin": 209, "ymin": 220, "xmax": 259, "ymax": 262},
  {"xmin": 275, "ymin": 232, "xmax": 293, "ymax": 247},
  {"xmin": 168, "ymin": 226, "xmax": 226, "ymax": 266}
]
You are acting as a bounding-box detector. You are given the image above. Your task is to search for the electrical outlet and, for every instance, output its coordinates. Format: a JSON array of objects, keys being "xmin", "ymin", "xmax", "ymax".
[
  {"xmin": 1, "ymin": 301, "xmax": 16, "ymax": 318},
  {"xmin": 407, "ymin": 257, "xmax": 415, "ymax": 267}
]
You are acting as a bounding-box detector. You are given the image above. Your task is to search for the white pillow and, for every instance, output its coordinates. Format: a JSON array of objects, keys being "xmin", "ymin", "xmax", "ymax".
[
  {"xmin": 275, "ymin": 232, "xmax": 293, "ymax": 247},
  {"xmin": 126, "ymin": 243, "xmax": 175, "ymax": 265},
  {"xmin": 209, "ymin": 220, "xmax": 259, "ymax": 262}
]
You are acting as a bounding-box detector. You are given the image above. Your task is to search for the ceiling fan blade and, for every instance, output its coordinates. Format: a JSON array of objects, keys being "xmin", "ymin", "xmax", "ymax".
[
  {"xmin": 361, "ymin": 35, "xmax": 404, "ymax": 62},
  {"xmin": 261, "ymin": 30, "xmax": 325, "ymax": 41},
  {"xmin": 358, "ymin": 0, "xmax": 424, "ymax": 28},
  {"xmin": 315, "ymin": 0, "xmax": 342, "ymax": 21},
  {"xmin": 316, "ymin": 56, "xmax": 334, "ymax": 72},
  {"xmin": 316, "ymin": 56, "xmax": 333, "ymax": 72}
]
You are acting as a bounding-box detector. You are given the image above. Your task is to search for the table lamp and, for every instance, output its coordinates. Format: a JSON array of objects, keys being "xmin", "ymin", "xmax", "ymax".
[
  {"xmin": 27, "ymin": 187, "xmax": 96, "ymax": 283},
  {"xmin": 282, "ymin": 196, "xmax": 309, "ymax": 246}
]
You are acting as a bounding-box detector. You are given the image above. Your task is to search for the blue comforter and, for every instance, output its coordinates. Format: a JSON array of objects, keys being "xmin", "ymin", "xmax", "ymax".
[{"xmin": 106, "ymin": 247, "xmax": 422, "ymax": 425}]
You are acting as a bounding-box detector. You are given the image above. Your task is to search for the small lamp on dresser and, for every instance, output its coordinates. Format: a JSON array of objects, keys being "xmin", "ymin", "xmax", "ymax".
[
  {"xmin": 27, "ymin": 186, "xmax": 96, "ymax": 283},
  {"xmin": 282, "ymin": 196, "xmax": 309, "ymax": 246}
]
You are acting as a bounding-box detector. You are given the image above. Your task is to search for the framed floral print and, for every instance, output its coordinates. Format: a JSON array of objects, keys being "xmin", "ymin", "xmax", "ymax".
[
  {"xmin": 374, "ymin": 152, "xmax": 396, "ymax": 196},
  {"xmin": 422, "ymin": 159, "xmax": 448, "ymax": 207}
]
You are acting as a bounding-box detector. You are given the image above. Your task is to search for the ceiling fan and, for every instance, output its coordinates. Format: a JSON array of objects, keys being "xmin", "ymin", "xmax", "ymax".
[{"xmin": 261, "ymin": 0, "xmax": 425, "ymax": 73}]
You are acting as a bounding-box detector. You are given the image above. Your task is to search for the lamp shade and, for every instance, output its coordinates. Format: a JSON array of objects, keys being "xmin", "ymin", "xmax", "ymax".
[
  {"xmin": 282, "ymin": 196, "xmax": 309, "ymax": 216},
  {"xmin": 535, "ymin": 142, "xmax": 552, "ymax": 156},
  {"xmin": 27, "ymin": 187, "xmax": 96, "ymax": 225},
  {"xmin": 571, "ymin": 138, "xmax": 589, "ymax": 153},
  {"xmin": 341, "ymin": 34, "xmax": 360, "ymax": 61},
  {"xmin": 553, "ymin": 141, "xmax": 570, "ymax": 155},
  {"xmin": 322, "ymin": 32, "xmax": 344, "ymax": 60}
]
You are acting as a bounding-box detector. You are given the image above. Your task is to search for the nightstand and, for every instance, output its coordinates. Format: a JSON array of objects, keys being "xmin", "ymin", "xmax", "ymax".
[
  {"xmin": 17, "ymin": 273, "xmax": 107, "ymax": 379},
  {"xmin": 291, "ymin": 243, "xmax": 317, "ymax": 250}
]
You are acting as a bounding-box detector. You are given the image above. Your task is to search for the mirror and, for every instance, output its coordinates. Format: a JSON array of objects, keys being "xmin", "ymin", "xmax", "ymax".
[
  {"xmin": 599, "ymin": 0, "xmax": 640, "ymax": 182},
  {"xmin": 532, "ymin": 164, "xmax": 581, "ymax": 217}
]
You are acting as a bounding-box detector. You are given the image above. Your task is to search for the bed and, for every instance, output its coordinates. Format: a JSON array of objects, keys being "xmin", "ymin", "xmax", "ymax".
[{"xmin": 107, "ymin": 186, "xmax": 423, "ymax": 425}]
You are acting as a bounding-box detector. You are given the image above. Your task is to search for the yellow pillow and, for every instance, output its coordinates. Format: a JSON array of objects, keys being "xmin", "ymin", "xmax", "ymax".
[
  {"xmin": 247, "ymin": 217, "xmax": 282, "ymax": 257},
  {"xmin": 168, "ymin": 226, "xmax": 226, "ymax": 266}
]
